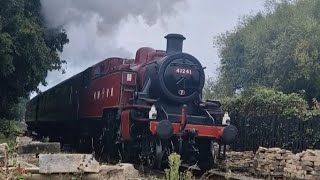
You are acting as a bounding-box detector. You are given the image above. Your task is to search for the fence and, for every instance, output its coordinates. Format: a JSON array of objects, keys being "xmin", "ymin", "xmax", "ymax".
[{"xmin": 230, "ymin": 116, "xmax": 320, "ymax": 153}]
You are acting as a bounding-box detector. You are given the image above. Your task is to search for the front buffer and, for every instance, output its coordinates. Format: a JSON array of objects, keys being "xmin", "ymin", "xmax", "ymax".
[{"xmin": 148, "ymin": 106, "xmax": 238, "ymax": 170}]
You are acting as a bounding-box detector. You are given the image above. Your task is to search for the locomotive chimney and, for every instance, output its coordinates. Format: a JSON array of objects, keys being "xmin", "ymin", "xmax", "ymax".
[{"xmin": 165, "ymin": 33, "xmax": 186, "ymax": 55}]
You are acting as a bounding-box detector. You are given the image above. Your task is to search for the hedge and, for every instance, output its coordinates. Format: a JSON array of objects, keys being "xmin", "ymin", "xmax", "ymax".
[{"xmin": 222, "ymin": 87, "xmax": 320, "ymax": 152}]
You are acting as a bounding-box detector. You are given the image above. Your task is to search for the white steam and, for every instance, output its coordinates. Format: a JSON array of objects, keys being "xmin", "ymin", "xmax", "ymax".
[
  {"xmin": 42, "ymin": 0, "xmax": 183, "ymax": 34},
  {"xmin": 39, "ymin": 0, "xmax": 184, "ymax": 91}
]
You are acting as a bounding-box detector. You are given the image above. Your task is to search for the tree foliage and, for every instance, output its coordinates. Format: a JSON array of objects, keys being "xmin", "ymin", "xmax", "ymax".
[
  {"xmin": 202, "ymin": 77, "xmax": 216, "ymax": 100},
  {"xmin": 0, "ymin": 0, "xmax": 68, "ymax": 118},
  {"xmin": 214, "ymin": 0, "xmax": 320, "ymax": 101}
]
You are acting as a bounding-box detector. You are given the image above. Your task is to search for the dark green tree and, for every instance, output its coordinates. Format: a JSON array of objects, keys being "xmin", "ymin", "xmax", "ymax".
[
  {"xmin": 0, "ymin": 0, "xmax": 68, "ymax": 118},
  {"xmin": 214, "ymin": 0, "xmax": 320, "ymax": 101}
]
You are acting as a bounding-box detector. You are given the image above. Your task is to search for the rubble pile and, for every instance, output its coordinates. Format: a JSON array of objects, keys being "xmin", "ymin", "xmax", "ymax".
[
  {"xmin": 0, "ymin": 136, "xmax": 141, "ymax": 180},
  {"xmin": 223, "ymin": 147, "xmax": 320, "ymax": 180},
  {"xmin": 99, "ymin": 164, "xmax": 140, "ymax": 180},
  {"xmin": 252, "ymin": 147, "xmax": 293, "ymax": 178},
  {"xmin": 284, "ymin": 149, "xmax": 320, "ymax": 180},
  {"xmin": 221, "ymin": 151, "xmax": 254, "ymax": 171}
]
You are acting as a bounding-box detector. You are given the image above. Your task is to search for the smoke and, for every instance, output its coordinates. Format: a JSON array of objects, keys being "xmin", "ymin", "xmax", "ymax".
[
  {"xmin": 42, "ymin": 0, "xmax": 183, "ymax": 34},
  {"xmin": 39, "ymin": 0, "xmax": 184, "ymax": 91}
]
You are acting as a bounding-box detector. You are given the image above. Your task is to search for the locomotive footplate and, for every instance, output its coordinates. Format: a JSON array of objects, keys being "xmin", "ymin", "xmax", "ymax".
[
  {"xmin": 149, "ymin": 121, "xmax": 238, "ymax": 145},
  {"xmin": 150, "ymin": 121, "xmax": 223, "ymax": 139}
]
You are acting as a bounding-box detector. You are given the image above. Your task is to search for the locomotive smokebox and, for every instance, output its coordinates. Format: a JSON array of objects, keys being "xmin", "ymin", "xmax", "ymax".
[{"xmin": 165, "ymin": 34, "xmax": 186, "ymax": 55}]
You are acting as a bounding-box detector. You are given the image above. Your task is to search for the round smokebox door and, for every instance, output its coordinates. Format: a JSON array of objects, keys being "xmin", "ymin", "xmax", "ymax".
[{"xmin": 163, "ymin": 58, "xmax": 200, "ymax": 97}]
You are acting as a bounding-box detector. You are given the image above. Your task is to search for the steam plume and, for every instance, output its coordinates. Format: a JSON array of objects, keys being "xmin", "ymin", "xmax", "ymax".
[{"xmin": 39, "ymin": 0, "xmax": 184, "ymax": 91}]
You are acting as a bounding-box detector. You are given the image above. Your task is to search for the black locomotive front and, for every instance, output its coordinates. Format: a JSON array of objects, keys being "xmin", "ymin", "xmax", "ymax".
[
  {"xmin": 144, "ymin": 34, "xmax": 205, "ymax": 104},
  {"xmin": 130, "ymin": 34, "xmax": 237, "ymax": 170}
]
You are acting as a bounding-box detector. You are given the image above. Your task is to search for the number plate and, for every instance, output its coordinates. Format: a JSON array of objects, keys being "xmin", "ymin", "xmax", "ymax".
[{"xmin": 175, "ymin": 68, "xmax": 192, "ymax": 75}]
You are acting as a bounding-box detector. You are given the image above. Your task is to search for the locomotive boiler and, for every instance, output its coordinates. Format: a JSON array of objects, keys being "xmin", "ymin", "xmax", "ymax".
[{"xmin": 25, "ymin": 34, "xmax": 238, "ymax": 170}]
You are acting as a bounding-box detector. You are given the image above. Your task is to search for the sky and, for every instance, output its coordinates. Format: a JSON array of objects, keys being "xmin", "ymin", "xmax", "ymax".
[{"xmin": 38, "ymin": 0, "xmax": 265, "ymax": 93}]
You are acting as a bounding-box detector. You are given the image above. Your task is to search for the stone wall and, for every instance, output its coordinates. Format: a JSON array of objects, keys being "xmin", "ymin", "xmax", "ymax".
[
  {"xmin": 284, "ymin": 149, "xmax": 320, "ymax": 179},
  {"xmin": 252, "ymin": 147, "xmax": 292, "ymax": 178},
  {"xmin": 224, "ymin": 147, "xmax": 320, "ymax": 180},
  {"xmin": 220, "ymin": 151, "xmax": 254, "ymax": 171}
]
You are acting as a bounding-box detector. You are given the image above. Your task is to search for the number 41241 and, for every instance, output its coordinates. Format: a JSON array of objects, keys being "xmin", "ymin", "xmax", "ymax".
[{"xmin": 176, "ymin": 68, "xmax": 192, "ymax": 75}]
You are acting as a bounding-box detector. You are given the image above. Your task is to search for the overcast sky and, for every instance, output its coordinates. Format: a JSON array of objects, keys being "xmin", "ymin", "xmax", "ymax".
[
  {"xmin": 39, "ymin": 0, "xmax": 265, "ymax": 93},
  {"xmin": 117, "ymin": 0, "xmax": 265, "ymax": 76}
]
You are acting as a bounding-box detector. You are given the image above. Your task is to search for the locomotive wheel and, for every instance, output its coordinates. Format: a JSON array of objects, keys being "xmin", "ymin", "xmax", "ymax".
[
  {"xmin": 76, "ymin": 126, "xmax": 92, "ymax": 153},
  {"xmin": 93, "ymin": 128, "xmax": 108, "ymax": 162},
  {"xmin": 147, "ymin": 138, "xmax": 164, "ymax": 169},
  {"xmin": 97, "ymin": 110, "xmax": 122, "ymax": 163},
  {"xmin": 107, "ymin": 122, "xmax": 122, "ymax": 163},
  {"xmin": 197, "ymin": 139, "xmax": 214, "ymax": 172}
]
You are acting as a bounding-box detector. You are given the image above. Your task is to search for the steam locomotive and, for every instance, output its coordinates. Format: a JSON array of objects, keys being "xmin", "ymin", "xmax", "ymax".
[{"xmin": 25, "ymin": 34, "xmax": 237, "ymax": 170}]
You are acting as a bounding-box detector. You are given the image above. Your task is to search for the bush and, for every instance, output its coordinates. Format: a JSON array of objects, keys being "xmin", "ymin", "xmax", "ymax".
[
  {"xmin": 222, "ymin": 86, "xmax": 314, "ymax": 120},
  {"xmin": 0, "ymin": 120, "xmax": 18, "ymax": 151},
  {"xmin": 0, "ymin": 120, "xmax": 17, "ymax": 138},
  {"xmin": 164, "ymin": 153, "xmax": 194, "ymax": 180}
]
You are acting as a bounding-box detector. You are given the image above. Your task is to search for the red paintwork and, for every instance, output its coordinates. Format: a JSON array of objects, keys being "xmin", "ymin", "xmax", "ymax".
[
  {"xmin": 149, "ymin": 121, "xmax": 224, "ymax": 139},
  {"xmin": 79, "ymin": 61, "xmax": 137, "ymax": 118},
  {"xmin": 180, "ymin": 106, "xmax": 186, "ymax": 131},
  {"xmin": 122, "ymin": 72, "xmax": 137, "ymax": 86},
  {"xmin": 131, "ymin": 48, "xmax": 165, "ymax": 88},
  {"xmin": 80, "ymin": 72, "xmax": 121, "ymax": 117},
  {"xmin": 121, "ymin": 110, "xmax": 131, "ymax": 140},
  {"xmin": 78, "ymin": 48, "xmax": 165, "ymax": 120}
]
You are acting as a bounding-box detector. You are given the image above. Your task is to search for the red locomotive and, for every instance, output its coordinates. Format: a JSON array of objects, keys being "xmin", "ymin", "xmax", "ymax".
[{"xmin": 25, "ymin": 34, "xmax": 237, "ymax": 170}]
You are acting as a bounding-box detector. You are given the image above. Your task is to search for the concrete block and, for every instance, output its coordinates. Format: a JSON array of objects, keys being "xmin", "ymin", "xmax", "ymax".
[
  {"xmin": 17, "ymin": 142, "xmax": 60, "ymax": 154},
  {"xmin": 25, "ymin": 174, "xmax": 99, "ymax": 180},
  {"xmin": 17, "ymin": 154, "xmax": 39, "ymax": 166},
  {"xmin": 99, "ymin": 164, "xmax": 139, "ymax": 180},
  {"xmin": 16, "ymin": 136, "xmax": 33, "ymax": 146},
  {"xmin": 39, "ymin": 154, "xmax": 99, "ymax": 174}
]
